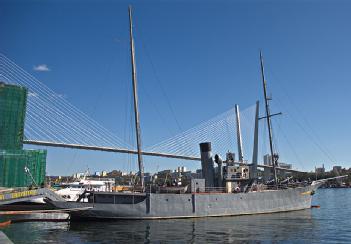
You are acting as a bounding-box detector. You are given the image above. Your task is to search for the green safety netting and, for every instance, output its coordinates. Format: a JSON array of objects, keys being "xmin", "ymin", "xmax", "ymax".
[
  {"xmin": 0, "ymin": 149, "xmax": 47, "ymax": 187},
  {"xmin": 0, "ymin": 83, "xmax": 46, "ymax": 187},
  {"xmin": 0, "ymin": 83, "xmax": 27, "ymax": 150}
]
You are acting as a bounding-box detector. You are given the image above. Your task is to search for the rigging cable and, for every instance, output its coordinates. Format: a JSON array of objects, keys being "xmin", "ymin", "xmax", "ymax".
[
  {"xmin": 136, "ymin": 26, "xmax": 183, "ymax": 132},
  {"xmin": 266, "ymin": 65, "xmax": 337, "ymax": 162}
]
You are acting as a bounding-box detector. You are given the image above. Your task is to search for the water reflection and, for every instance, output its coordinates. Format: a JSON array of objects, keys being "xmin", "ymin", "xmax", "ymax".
[{"xmin": 67, "ymin": 210, "xmax": 315, "ymax": 243}]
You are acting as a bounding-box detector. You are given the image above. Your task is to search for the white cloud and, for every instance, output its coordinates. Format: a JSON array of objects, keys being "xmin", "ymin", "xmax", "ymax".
[{"xmin": 33, "ymin": 64, "xmax": 50, "ymax": 72}]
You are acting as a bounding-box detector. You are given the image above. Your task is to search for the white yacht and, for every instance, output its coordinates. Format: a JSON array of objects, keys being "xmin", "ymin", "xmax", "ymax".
[
  {"xmin": 57, "ymin": 178, "xmax": 115, "ymax": 202},
  {"xmin": 29, "ymin": 178, "xmax": 115, "ymax": 204}
]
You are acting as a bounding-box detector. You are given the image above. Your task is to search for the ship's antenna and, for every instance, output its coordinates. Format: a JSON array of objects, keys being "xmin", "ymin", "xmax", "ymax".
[
  {"xmin": 129, "ymin": 6, "xmax": 144, "ymax": 189},
  {"xmin": 259, "ymin": 51, "xmax": 278, "ymax": 187}
]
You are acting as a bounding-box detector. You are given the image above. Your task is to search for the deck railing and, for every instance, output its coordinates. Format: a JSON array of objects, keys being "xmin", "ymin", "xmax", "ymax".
[
  {"xmin": 246, "ymin": 182, "xmax": 310, "ymax": 192},
  {"xmin": 106, "ymin": 181, "xmax": 312, "ymax": 196}
]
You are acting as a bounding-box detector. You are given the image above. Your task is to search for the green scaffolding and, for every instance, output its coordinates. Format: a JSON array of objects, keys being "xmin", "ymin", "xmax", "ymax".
[
  {"xmin": 0, "ymin": 83, "xmax": 27, "ymax": 150},
  {"xmin": 0, "ymin": 149, "xmax": 47, "ymax": 187},
  {"xmin": 0, "ymin": 82, "xmax": 47, "ymax": 188}
]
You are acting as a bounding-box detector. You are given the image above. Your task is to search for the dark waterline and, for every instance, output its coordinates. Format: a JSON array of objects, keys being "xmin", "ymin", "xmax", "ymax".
[{"xmin": 2, "ymin": 189, "xmax": 351, "ymax": 243}]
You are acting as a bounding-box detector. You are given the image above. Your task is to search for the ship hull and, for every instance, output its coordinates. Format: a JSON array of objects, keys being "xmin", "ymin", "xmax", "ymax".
[{"xmin": 47, "ymin": 184, "xmax": 319, "ymax": 220}]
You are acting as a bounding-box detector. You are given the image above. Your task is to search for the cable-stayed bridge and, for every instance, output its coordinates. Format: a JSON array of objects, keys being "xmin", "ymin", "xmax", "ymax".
[{"xmin": 0, "ymin": 53, "xmax": 301, "ymax": 172}]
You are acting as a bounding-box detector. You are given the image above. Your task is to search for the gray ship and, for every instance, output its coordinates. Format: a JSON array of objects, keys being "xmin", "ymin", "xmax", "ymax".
[
  {"xmin": 47, "ymin": 140, "xmax": 326, "ymax": 219},
  {"xmin": 48, "ymin": 183, "xmax": 322, "ymax": 220},
  {"xmin": 47, "ymin": 7, "xmax": 342, "ymax": 220}
]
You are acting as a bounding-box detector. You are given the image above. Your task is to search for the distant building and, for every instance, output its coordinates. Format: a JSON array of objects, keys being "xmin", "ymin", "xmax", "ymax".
[
  {"xmin": 94, "ymin": 171, "xmax": 101, "ymax": 177},
  {"xmin": 144, "ymin": 172, "xmax": 152, "ymax": 183},
  {"xmin": 333, "ymin": 166, "xmax": 342, "ymax": 174},
  {"xmin": 182, "ymin": 171, "xmax": 192, "ymax": 178},
  {"xmin": 191, "ymin": 172, "xmax": 202, "ymax": 179},
  {"xmin": 191, "ymin": 169, "xmax": 202, "ymax": 179},
  {"xmin": 264, "ymin": 154, "xmax": 273, "ymax": 166},
  {"xmin": 107, "ymin": 170, "xmax": 123, "ymax": 178},
  {"xmin": 157, "ymin": 170, "xmax": 172, "ymax": 176},
  {"xmin": 315, "ymin": 164, "xmax": 325, "ymax": 174},
  {"xmin": 72, "ymin": 172, "xmax": 85, "ymax": 179},
  {"xmin": 176, "ymin": 166, "xmax": 187, "ymax": 173},
  {"xmin": 263, "ymin": 154, "xmax": 292, "ymax": 169},
  {"xmin": 278, "ymin": 162, "xmax": 292, "ymax": 170},
  {"xmin": 101, "ymin": 171, "xmax": 107, "ymax": 177}
]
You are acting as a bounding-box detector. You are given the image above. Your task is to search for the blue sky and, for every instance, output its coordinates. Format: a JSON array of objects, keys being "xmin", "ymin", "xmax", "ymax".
[{"xmin": 1, "ymin": 0, "xmax": 350, "ymax": 175}]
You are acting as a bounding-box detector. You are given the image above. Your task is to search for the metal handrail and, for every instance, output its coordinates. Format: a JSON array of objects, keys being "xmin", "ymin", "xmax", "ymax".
[{"xmin": 246, "ymin": 182, "xmax": 310, "ymax": 192}]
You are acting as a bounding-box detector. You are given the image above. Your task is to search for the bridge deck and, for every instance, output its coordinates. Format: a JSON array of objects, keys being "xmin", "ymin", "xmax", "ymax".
[{"xmin": 23, "ymin": 140, "xmax": 303, "ymax": 173}]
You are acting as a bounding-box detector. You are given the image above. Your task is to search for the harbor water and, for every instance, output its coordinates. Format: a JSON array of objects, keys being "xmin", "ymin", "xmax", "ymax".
[{"xmin": 1, "ymin": 188, "xmax": 350, "ymax": 243}]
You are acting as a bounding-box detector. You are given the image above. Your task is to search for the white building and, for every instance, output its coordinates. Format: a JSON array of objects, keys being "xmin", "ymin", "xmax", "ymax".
[{"xmin": 264, "ymin": 154, "xmax": 272, "ymax": 166}]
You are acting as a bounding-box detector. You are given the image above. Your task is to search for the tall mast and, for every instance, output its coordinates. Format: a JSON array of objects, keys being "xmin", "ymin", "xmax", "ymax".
[
  {"xmin": 251, "ymin": 100, "xmax": 259, "ymax": 179},
  {"xmin": 259, "ymin": 51, "xmax": 278, "ymax": 186},
  {"xmin": 129, "ymin": 6, "xmax": 144, "ymax": 189}
]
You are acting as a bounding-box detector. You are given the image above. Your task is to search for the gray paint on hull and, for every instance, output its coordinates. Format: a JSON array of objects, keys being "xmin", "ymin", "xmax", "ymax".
[
  {"xmin": 51, "ymin": 190, "xmax": 313, "ymax": 219},
  {"xmin": 48, "ymin": 185, "xmax": 317, "ymax": 220}
]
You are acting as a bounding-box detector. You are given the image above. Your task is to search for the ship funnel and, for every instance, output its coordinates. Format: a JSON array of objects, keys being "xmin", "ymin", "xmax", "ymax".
[{"xmin": 199, "ymin": 142, "xmax": 215, "ymax": 188}]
